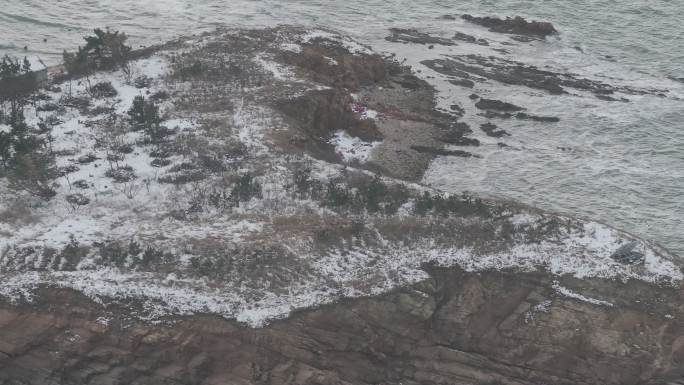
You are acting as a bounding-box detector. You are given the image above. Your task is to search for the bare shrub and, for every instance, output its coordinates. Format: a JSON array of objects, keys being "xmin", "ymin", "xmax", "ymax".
[
  {"xmin": 66, "ymin": 193, "xmax": 91, "ymax": 211},
  {"xmin": 90, "ymin": 81, "xmax": 118, "ymax": 98},
  {"xmin": 105, "ymin": 164, "xmax": 136, "ymax": 183}
]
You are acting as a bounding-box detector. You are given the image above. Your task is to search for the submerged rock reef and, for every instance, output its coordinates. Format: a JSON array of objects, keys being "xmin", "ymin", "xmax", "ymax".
[{"xmin": 0, "ymin": 24, "xmax": 682, "ymax": 384}]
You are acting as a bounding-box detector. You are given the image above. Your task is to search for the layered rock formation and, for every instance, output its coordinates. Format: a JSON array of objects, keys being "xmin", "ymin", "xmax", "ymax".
[{"xmin": 1, "ymin": 267, "xmax": 684, "ymax": 385}]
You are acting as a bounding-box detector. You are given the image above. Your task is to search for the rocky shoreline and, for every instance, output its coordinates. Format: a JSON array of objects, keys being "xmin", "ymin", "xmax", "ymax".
[
  {"xmin": 2, "ymin": 267, "xmax": 684, "ymax": 385},
  {"xmin": 0, "ymin": 23, "xmax": 683, "ymax": 385}
]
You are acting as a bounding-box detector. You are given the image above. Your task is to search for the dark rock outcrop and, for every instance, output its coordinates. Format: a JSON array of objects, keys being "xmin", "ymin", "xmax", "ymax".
[
  {"xmin": 481, "ymin": 122, "xmax": 511, "ymax": 138},
  {"xmin": 386, "ymin": 28, "xmax": 456, "ymax": 46},
  {"xmin": 453, "ymin": 31, "xmax": 489, "ymax": 46},
  {"xmin": 475, "ymin": 98, "xmax": 525, "ymax": 112},
  {"xmin": 439, "ymin": 124, "xmax": 480, "ymax": 146},
  {"xmin": 516, "ymin": 112, "xmax": 561, "ymax": 122},
  {"xmin": 449, "ymin": 78, "xmax": 475, "ymax": 88},
  {"xmin": 461, "ymin": 14, "xmax": 558, "ymax": 38}
]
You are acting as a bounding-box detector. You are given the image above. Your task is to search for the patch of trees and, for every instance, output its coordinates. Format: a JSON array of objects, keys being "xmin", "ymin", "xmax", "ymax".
[
  {"xmin": 127, "ymin": 95, "xmax": 171, "ymax": 144},
  {"xmin": 63, "ymin": 28, "xmax": 132, "ymax": 78},
  {"xmin": 0, "ymin": 55, "xmax": 37, "ymax": 110},
  {"xmin": 183, "ymin": 172, "xmax": 263, "ymax": 215},
  {"xmin": 53, "ymin": 235, "xmax": 89, "ymax": 271},
  {"xmin": 1, "ymin": 53, "xmax": 58, "ymax": 200},
  {"xmin": 290, "ymin": 167, "xmax": 492, "ymax": 218},
  {"xmin": 96, "ymin": 240, "xmax": 177, "ymax": 270},
  {"xmin": 0, "ymin": 65, "xmax": 57, "ymax": 200},
  {"xmin": 38, "ymin": 238, "xmax": 179, "ymax": 271},
  {"xmin": 413, "ymin": 191, "xmax": 491, "ymax": 217},
  {"xmin": 290, "ymin": 167, "xmax": 410, "ymax": 216}
]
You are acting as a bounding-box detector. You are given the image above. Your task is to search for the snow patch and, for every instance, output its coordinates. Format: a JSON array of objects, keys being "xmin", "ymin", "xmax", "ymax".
[
  {"xmin": 330, "ymin": 131, "xmax": 381, "ymax": 163},
  {"xmin": 280, "ymin": 43, "xmax": 302, "ymax": 53},
  {"xmin": 255, "ymin": 55, "xmax": 296, "ymax": 81},
  {"xmin": 553, "ymin": 281, "xmax": 614, "ymax": 307}
]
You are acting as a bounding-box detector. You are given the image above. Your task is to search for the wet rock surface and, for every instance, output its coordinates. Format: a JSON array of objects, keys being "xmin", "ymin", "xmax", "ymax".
[
  {"xmin": 386, "ymin": 28, "xmax": 456, "ymax": 46},
  {"xmin": 481, "ymin": 122, "xmax": 511, "ymax": 138},
  {"xmin": 439, "ymin": 125, "xmax": 480, "ymax": 146},
  {"xmin": 1, "ymin": 267, "xmax": 684, "ymax": 385},
  {"xmin": 461, "ymin": 14, "xmax": 558, "ymax": 38},
  {"xmin": 452, "ymin": 31, "xmax": 489, "ymax": 46},
  {"xmin": 448, "ymin": 78, "xmax": 475, "ymax": 88},
  {"xmin": 475, "ymin": 98, "xmax": 525, "ymax": 112}
]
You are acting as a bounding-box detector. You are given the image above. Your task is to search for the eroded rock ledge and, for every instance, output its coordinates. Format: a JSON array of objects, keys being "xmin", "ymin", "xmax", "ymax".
[{"xmin": 1, "ymin": 267, "xmax": 684, "ymax": 385}]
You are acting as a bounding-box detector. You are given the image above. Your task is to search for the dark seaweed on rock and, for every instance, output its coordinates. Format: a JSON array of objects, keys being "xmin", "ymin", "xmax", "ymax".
[{"xmin": 461, "ymin": 14, "xmax": 558, "ymax": 38}]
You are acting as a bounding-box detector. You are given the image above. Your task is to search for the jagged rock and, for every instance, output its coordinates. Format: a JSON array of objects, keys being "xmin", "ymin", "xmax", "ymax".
[
  {"xmin": 475, "ymin": 98, "xmax": 525, "ymax": 112},
  {"xmin": 462, "ymin": 14, "xmax": 558, "ymax": 38},
  {"xmin": 385, "ymin": 28, "xmax": 456, "ymax": 46},
  {"xmin": 453, "ymin": 31, "xmax": 489, "ymax": 46},
  {"xmin": 440, "ymin": 130, "xmax": 480, "ymax": 146},
  {"xmin": 481, "ymin": 122, "xmax": 511, "ymax": 137}
]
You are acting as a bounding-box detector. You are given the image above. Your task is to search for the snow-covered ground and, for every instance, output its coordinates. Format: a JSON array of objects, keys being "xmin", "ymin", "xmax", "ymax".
[{"xmin": 0, "ymin": 28, "xmax": 681, "ymax": 327}]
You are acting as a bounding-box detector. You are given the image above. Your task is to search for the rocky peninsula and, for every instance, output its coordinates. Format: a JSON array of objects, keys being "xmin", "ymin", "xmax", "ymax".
[{"xmin": 0, "ymin": 23, "xmax": 682, "ymax": 385}]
